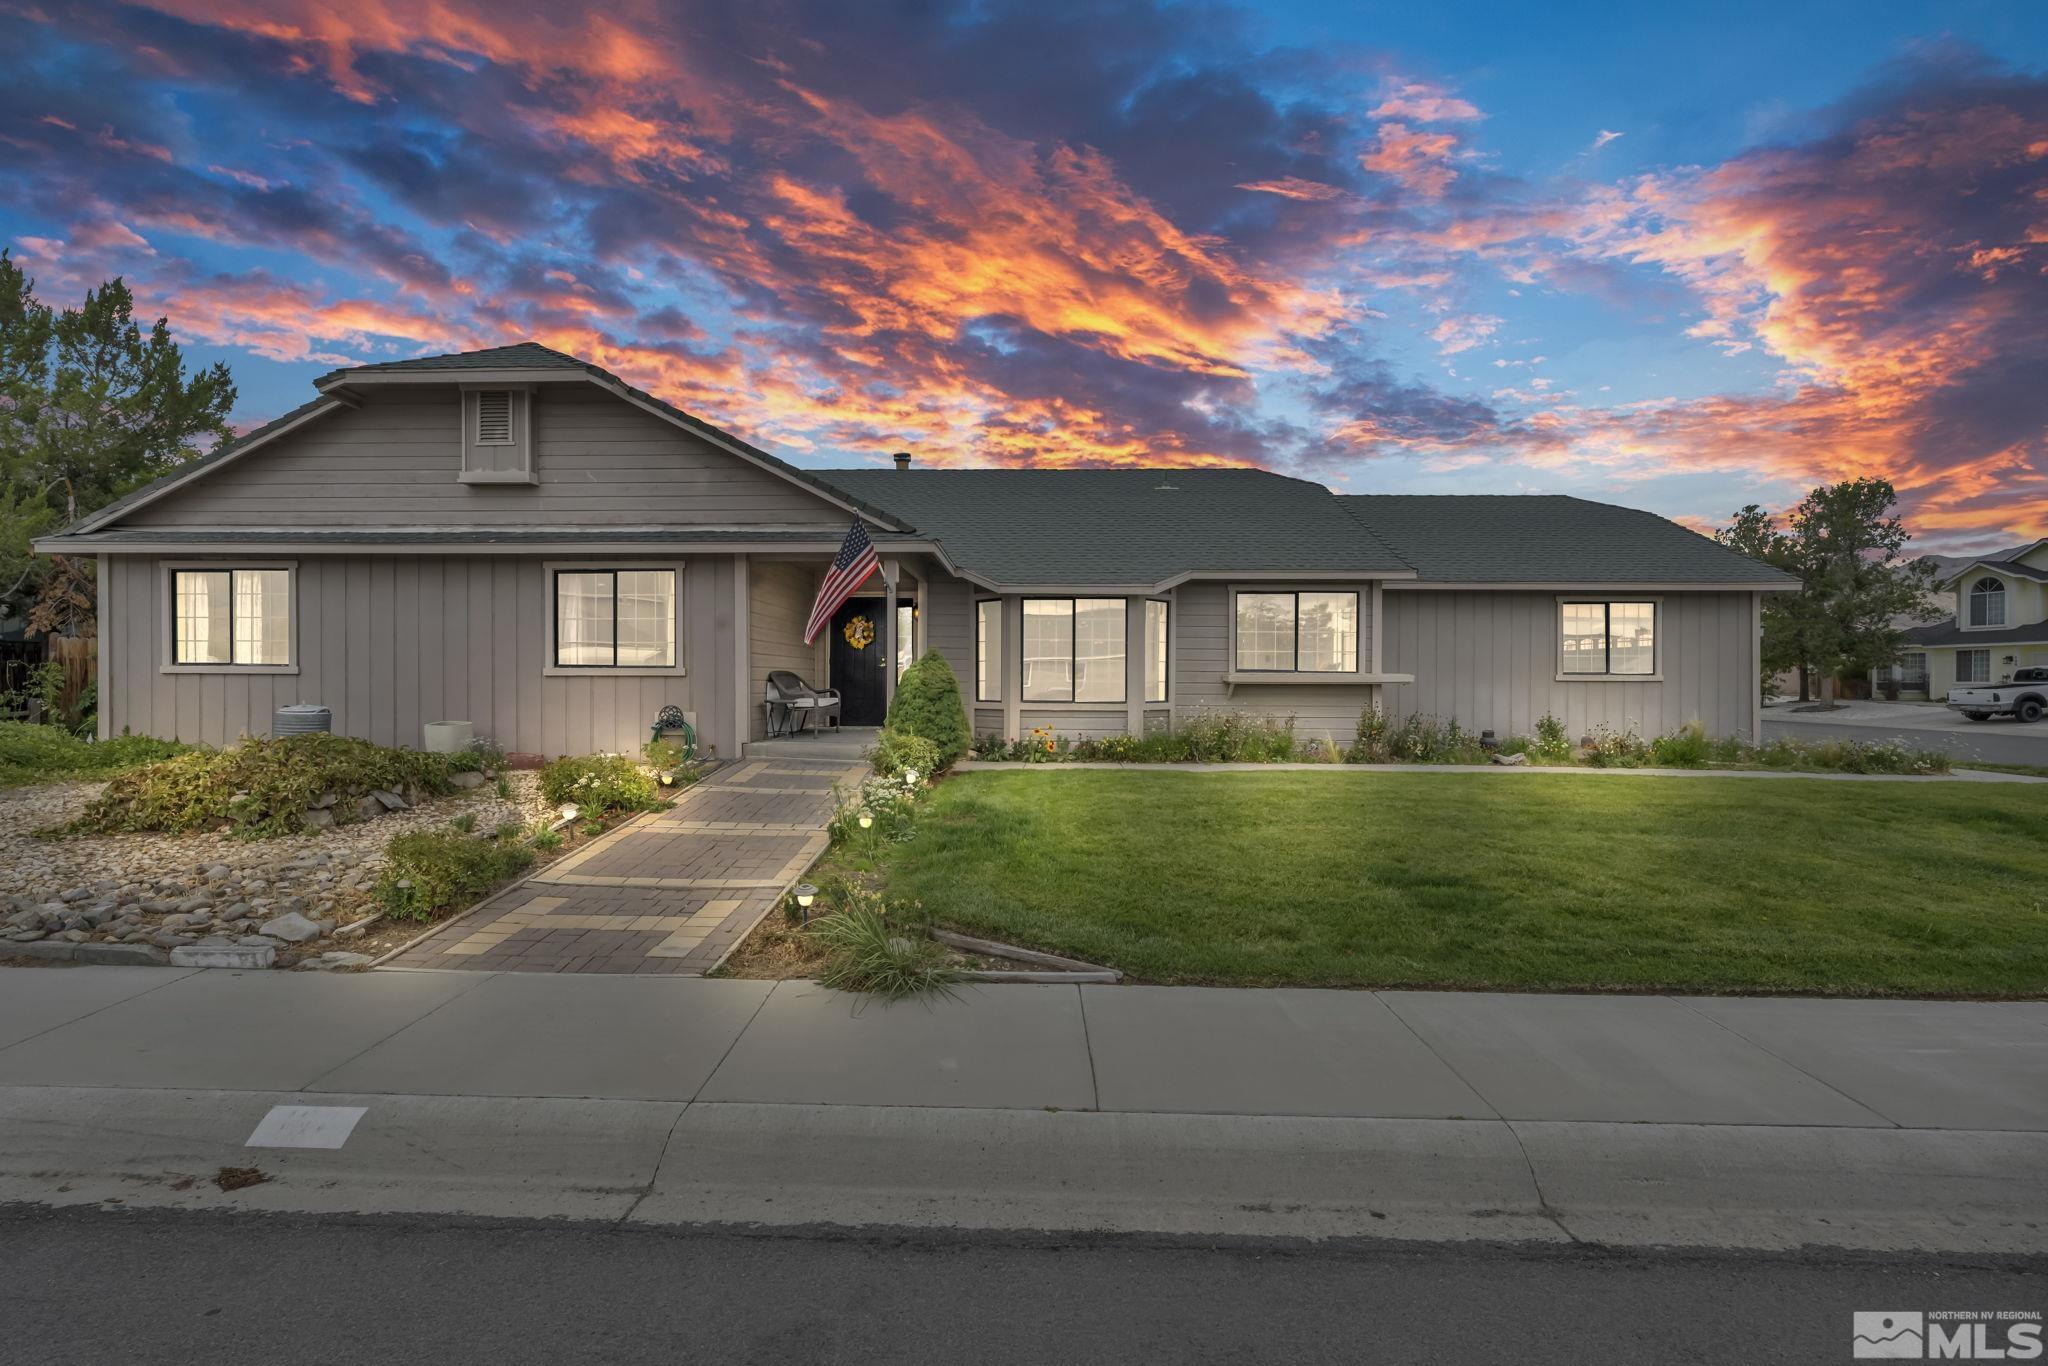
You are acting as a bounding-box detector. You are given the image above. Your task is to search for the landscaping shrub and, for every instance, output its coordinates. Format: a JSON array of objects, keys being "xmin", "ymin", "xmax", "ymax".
[
  {"xmin": 1582, "ymin": 723, "xmax": 1649, "ymax": 768},
  {"xmin": 1166, "ymin": 710, "xmax": 1298, "ymax": 762},
  {"xmin": 0, "ymin": 721, "xmax": 185, "ymax": 788},
  {"xmin": 72, "ymin": 733, "xmax": 473, "ymax": 837},
  {"xmin": 870, "ymin": 728, "xmax": 942, "ymax": 781},
  {"xmin": 1347, "ymin": 701, "xmax": 1394, "ymax": 762},
  {"xmin": 1649, "ymin": 722, "xmax": 1711, "ymax": 768},
  {"xmin": 539, "ymin": 753, "xmax": 660, "ymax": 813},
  {"xmin": 830, "ymin": 773, "xmax": 921, "ymax": 845},
  {"xmin": 1346, "ymin": 706, "xmax": 1486, "ymax": 764},
  {"xmin": 1531, "ymin": 714, "xmax": 1573, "ymax": 762},
  {"xmin": 373, "ymin": 828, "xmax": 534, "ymax": 921},
  {"xmin": 883, "ymin": 650, "xmax": 971, "ymax": 770},
  {"xmin": 810, "ymin": 894, "xmax": 960, "ymax": 1001}
]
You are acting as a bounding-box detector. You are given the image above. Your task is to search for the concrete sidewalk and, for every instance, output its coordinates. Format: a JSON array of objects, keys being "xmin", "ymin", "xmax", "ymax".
[
  {"xmin": 3, "ymin": 968, "xmax": 2045, "ymax": 1252},
  {"xmin": 1, "ymin": 967, "xmax": 2043, "ymax": 1129}
]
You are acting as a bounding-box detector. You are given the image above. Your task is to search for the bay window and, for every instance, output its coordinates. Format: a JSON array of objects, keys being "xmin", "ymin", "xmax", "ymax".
[
  {"xmin": 1234, "ymin": 591, "xmax": 1357, "ymax": 673},
  {"xmin": 552, "ymin": 568, "xmax": 677, "ymax": 669},
  {"xmin": 1560, "ymin": 600, "xmax": 1657, "ymax": 677},
  {"xmin": 171, "ymin": 567, "xmax": 291, "ymax": 667},
  {"xmin": 1023, "ymin": 598, "xmax": 1125, "ymax": 703}
]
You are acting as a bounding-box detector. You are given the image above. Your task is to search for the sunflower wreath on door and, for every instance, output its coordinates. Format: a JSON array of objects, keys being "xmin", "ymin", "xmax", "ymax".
[{"xmin": 842, "ymin": 613, "xmax": 875, "ymax": 649}]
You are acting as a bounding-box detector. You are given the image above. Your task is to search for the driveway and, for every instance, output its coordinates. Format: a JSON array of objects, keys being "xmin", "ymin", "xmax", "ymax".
[
  {"xmin": 384, "ymin": 755, "xmax": 866, "ymax": 975},
  {"xmin": 1763, "ymin": 699, "xmax": 2048, "ymax": 767}
]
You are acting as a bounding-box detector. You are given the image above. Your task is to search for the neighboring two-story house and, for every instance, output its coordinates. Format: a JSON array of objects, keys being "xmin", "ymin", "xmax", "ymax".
[
  {"xmin": 1898, "ymin": 542, "xmax": 2048, "ymax": 696},
  {"xmin": 34, "ymin": 344, "xmax": 1795, "ymax": 759}
]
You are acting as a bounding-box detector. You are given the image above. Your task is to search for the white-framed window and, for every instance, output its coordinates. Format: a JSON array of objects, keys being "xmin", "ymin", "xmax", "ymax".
[
  {"xmin": 549, "ymin": 567, "xmax": 679, "ymax": 671},
  {"xmin": 1967, "ymin": 577, "xmax": 2007, "ymax": 628},
  {"xmin": 1956, "ymin": 648, "xmax": 1991, "ymax": 684},
  {"xmin": 1145, "ymin": 599, "xmax": 1169, "ymax": 703},
  {"xmin": 1233, "ymin": 590, "xmax": 1357, "ymax": 673},
  {"xmin": 1559, "ymin": 600, "xmax": 1658, "ymax": 677},
  {"xmin": 1023, "ymin": 598, "xmax": 1125, "ymax": 703},
  {"xmin": 975, "ymin": 599, "xmax": 1003, "ymax": 702},
  {"xmin": 165, "ymin": 564, "xmax": 294, "ymax": 671}
]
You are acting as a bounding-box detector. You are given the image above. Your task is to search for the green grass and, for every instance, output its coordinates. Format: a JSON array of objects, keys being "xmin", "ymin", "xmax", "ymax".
[
  {"xmin": 876, "ymin": 770, "xmax": 2048, "ymax": 996},
  {"xmin": 0, "ymin": 721, "xmax": 187, "ymax": 789}
]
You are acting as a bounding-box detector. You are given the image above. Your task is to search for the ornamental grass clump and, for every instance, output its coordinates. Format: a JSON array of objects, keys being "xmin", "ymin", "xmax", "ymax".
[
  {"xmin": 809, "ymin": 893, "xmax": 960, "ymax": 1001},
  {"xmin": 71, "ymin": 733, "xmax": 476, "ymax": 838},
  {"xmin": 374, "ymin": 827, "xmax": 535, "ymax": 921}
]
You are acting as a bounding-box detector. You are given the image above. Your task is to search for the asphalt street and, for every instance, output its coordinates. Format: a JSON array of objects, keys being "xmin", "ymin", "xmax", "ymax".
[
  {"xmin": 6, "ymin": 1204, "xmax": 2042, "ymax": 1366},
  {"xmin": 1763, "ymin": 714, "xmax": 2048, "ymax": 767}
]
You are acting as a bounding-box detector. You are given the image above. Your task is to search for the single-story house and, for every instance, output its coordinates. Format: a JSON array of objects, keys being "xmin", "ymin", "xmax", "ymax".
[
  {"xmin": 34, "ymin": 343, "xmax": 1795, "ymax": 758},
  {"xmin": 1896, "ymin": 541, "xmax": 2048, "ymax": 696}
]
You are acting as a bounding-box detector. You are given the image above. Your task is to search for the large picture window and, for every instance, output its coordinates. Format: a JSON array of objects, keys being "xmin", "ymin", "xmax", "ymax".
[
  {"xmin": 1234, "ymin": 591, "xmax": 1357, "ymax": 673},
  {"xmin": 1023, "ymin": 598, "xmax": 1125, "ymax": 703},
  {"xmin": 172, "ymin": 568, "xmax": 291, "ymax": 666},
  {"xmin": 1146, "ymin": 600, "xmax": 1169, "ymax": 702},
  {"xmin": 1560, "ymin": 600, "xmax": 1656, "ymax": 676},
  {"xmin": 553, "ymin": 569, "xmax": 676, "ymax": 668},
  {"xmin": 976, "ymin": 600, "xmax": 1003, "ymax": 702}
]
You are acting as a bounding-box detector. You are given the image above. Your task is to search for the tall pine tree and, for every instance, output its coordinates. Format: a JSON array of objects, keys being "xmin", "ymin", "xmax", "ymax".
[{"xmin": 1, "ymin": 248, "xmax": 236, "ymax": 631}]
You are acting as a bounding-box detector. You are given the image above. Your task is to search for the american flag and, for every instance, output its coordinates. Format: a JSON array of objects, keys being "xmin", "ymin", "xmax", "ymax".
[{"xmin": 803, "ymin": 518, "xmax": 881, "ymax": 644}]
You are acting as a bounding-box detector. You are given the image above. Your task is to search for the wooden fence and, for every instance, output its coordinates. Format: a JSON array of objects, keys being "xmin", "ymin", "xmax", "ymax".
[{"xmin": 46, "ymin": 635, "xmax": 97, "ymax": 719}]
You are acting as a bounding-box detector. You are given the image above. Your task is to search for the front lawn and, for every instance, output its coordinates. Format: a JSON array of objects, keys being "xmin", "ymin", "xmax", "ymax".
[{"xmin": 875, "ymin": 771, "xmax": 2048, "ymax": 996}]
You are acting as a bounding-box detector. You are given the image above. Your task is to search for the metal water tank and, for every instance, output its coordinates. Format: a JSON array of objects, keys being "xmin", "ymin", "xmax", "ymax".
[{"xmin": 273, "ymin": 703, "xmax": 333, "ymax": 736}]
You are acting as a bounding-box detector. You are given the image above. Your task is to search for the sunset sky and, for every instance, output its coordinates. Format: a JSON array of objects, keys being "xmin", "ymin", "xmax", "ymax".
[{"xmin": 2, "ymin": 1, "xmax": 2044, "ymax": 550}]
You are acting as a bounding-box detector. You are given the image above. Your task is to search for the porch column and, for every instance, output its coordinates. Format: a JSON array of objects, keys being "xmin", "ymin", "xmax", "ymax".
[
  {"xmin": 881, "ymin": 558, "xmax": 900, "ymax": 713},
  {"xmin": 1124, "ymin": 598, "xmax": 1144, "ymax": 737},
  {"xmin": 733, "ymin": 554, "xmax": 751, "ymax": 755},
  {"xmin": 1001, "ymin": 595, "xmax": 1023, "ymax": 741}
]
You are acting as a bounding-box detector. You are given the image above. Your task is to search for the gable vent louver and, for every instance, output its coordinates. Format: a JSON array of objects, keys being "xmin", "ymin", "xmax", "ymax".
[{"xmin": 475, "ymin": 390, "xmax": 513, "ymax": 443}]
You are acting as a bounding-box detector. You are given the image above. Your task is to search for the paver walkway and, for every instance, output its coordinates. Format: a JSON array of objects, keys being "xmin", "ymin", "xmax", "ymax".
[{"xmin": 387, "ymin": 756, "xmax": 867, "ymax": 975}]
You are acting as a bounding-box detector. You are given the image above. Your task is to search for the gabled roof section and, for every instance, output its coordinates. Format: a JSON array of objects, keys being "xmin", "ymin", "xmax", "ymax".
[
  {"xmin": 812, "ymin": 468, "xmax": 1413, "ymax": 589},
  {"xmin": 68, "ymin": 395, "xmax": 344, "ymax": 534},
  {"xmin": 64, "ymin": 343, "xmax": 908, "ymax": 537},
  {"xmin": 314, "ymin": 341, "xmax": 591, "ymax": 380},
  {"xmin": 1936, "ymin": 556, "xmax": 2048, "ymax": 588},
  {"xmin": 1343, "ymin": 494, "xmax": 1799, "ymax": 587}
]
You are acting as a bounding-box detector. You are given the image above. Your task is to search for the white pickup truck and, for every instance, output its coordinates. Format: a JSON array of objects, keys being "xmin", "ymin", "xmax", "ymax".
[{"xmin": 1947, "ymin": 666, "xmax": 2048, "ymax": 723}]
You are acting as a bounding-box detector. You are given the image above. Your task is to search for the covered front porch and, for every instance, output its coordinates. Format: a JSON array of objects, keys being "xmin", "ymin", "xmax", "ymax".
[{"xmin": 741, "ymin": 553, "xmax": 936, "ymax": 750}]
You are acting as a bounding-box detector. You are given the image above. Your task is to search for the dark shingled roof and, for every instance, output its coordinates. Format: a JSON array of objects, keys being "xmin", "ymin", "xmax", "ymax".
[
  {"xmin": 815, "ymin": 468, "xmax": 1412, "ymax": 586},
  {"xmin": 1940, "ymin": 558, "xmax": 2048, "ymax": 586},
  {"xmin": 1340, "ymin": 494, "xmax": 1797, "ymax": 586},
  {"xmin": 314, "ymin": 341, "xmax": 592, "ymax": 380},
  {"xmin": 56, "ymin": 528, "xmax": 929, "ymax": 548},
  {"xmin": 1904, "ymin": 617, "xmax": 2048, "ymax": 648}
]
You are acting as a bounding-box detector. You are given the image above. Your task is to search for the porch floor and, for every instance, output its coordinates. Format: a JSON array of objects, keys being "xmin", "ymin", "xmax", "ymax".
[
  {"xmin": 383, "ymin": 754, "xmax": 866, "ymax": 975},
  {"xmin": 741, "ymin": 725, "xmax": 878, "ymax": 761}
]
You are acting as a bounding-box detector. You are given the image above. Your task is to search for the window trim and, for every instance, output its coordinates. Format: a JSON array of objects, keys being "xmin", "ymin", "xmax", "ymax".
[
  {"xmin": 1021, "ymin": 596, "xmax": 1128, "ymax": 705},
  {"xmin": 1555, "ymin": 596, "xmax": 1663, "ymax": 682},
  {"xmin": 974, "ymin": 597, "xmax": 1003, "ymax": 702},
  {"xmin": 1145, "ymin": 598, "xmax": 1170, "ymax": 703},
  {"xmin": 1965, "ymin": 576, "xmax": 2008, "ymax": 630},
  {"xmin": 543, "ymin": 561, "xmax": 686, "ymax": 677},
  {"xmin": 1230, "ymin": 588, "xmax": 1361, "ymax": 675},
  {"xmin": 159, "ymin": 560, "xmax": 299, "ymax": 675}
]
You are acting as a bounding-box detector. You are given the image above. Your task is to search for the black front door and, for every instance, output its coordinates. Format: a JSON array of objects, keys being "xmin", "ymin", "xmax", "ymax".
[{"xmin": 829, "ymin": 599, "xmax": 888, "ymax": 726}]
